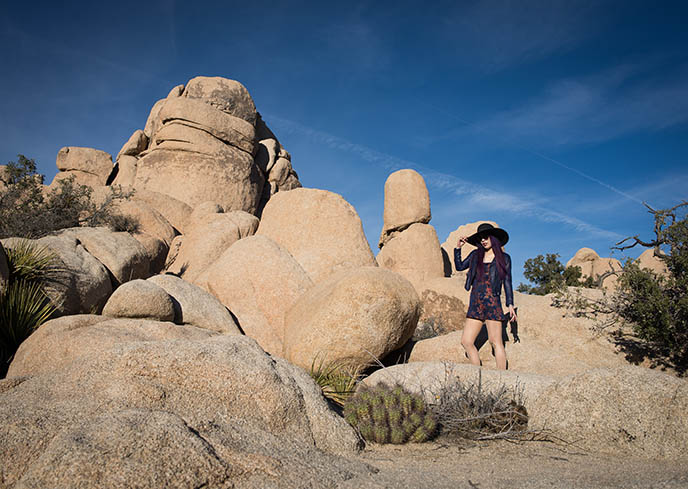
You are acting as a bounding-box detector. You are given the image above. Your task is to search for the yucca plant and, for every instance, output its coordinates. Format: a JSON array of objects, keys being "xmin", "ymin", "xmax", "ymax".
[
  {"xmin": 0, "ymin": 280, "xmax": 56, "ymax": 375},
  {"xmin": 309, "ymin": 355, "xmax": 362, "ymax": 407},
  {"xmin": 4, "ymin": 239, "xmax": 57, "ymax": 283},
  {"xmin": 0, "ymin": 240, "xmax": 58, "ymax": 377}
]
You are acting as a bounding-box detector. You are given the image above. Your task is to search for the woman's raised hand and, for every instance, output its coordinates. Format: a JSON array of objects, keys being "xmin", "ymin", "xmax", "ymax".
[{"xmin": 456, "ymin": 236, "xmax": 467, "ymax": 248}]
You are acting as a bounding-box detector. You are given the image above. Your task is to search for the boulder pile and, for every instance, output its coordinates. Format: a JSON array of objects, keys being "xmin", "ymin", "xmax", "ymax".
[{"xmin": 1, "ymin": 76, "xmax": 687, "ymax": 489}]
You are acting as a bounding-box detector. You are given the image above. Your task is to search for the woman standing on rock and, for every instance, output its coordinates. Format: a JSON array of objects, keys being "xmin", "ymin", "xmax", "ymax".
[{"xmin": 455, "ymin": 223, "xmax": 515, "ymax": 370}]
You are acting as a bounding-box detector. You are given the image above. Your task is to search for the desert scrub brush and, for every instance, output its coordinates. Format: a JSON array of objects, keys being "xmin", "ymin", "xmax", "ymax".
[{"xmin": 343, "ymin": 382, "xmax": 437, "ymax": 444}]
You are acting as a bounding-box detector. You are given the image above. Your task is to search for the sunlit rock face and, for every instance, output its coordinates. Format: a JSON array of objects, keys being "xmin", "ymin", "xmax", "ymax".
[{"xmin": 110, "ymin": 76, "xmax": 300, "ymax": 216}]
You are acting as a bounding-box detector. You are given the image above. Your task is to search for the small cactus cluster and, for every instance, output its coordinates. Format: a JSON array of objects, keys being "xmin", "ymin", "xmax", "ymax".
[{"xmin": 343, "ymin": 382, "xmax": 437, "ymax": 444}]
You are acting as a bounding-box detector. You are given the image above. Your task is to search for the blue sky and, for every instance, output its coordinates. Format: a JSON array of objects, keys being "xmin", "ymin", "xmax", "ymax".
[{"xmin": 2, "ymin": 0, "xmax": 687, "ymax": 286}]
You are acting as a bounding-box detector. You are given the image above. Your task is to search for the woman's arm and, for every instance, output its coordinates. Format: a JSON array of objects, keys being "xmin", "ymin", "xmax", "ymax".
[
  {"xmin": 504, "ymin": 254, "xmax": 514, "ymax": 307},
  {"xmin": 454, "ymin": 247, "xmax": 474, "ymax": 271}
]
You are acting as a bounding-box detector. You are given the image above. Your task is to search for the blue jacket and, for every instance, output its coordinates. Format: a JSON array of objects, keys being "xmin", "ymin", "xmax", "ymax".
[{"xmin": 454, "ymin": 248, "xmax": 514, "ymax": 307}]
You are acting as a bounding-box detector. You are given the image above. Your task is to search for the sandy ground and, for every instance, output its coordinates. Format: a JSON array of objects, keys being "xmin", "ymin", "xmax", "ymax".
[{"xmin": 340, "ymin": 439, "xmax": 688, "ymax": 488}]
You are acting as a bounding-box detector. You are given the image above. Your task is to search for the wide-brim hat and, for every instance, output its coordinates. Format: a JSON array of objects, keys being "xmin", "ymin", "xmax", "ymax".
[{"xmin": 466, "ymin": 223, "xmax": 509, "ymax": 247}]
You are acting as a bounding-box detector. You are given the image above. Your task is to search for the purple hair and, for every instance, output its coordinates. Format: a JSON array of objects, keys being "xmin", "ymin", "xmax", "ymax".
[{"xmin": 476, "ymin": 235, "xmax": 507, "ymax": 280}]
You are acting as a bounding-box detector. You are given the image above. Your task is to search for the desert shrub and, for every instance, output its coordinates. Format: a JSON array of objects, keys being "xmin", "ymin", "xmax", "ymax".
[
  {"xmin": 0, "ymin": 154, "xmax": 139, "ymax": 239},
  {"xmin": 309, "ymin": 356, "xmax": 362, "ymax": 407},
  {"xmin": 611, "ymin": 208, "xmax": 688, "ymax": 368},
  {"xmin": 343, "ymin": 382, "xmax": 437, "ymax": 444},
  {"xmin": 554, "ymin": 202, "xmax": 688, "ymax": 372},
  {"xmin": 0, "ymin": 240, "xmax": 58, "ymax": 377},
  {"xmin": 430, "ymin": 372, "xmax": 528, "ymax": 441},
  {"xmin": 517, "ymin": 253, "xmax": 595, "ymax": 295}
]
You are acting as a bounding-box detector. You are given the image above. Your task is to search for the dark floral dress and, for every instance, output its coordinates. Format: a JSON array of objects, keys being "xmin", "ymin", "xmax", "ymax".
[{"xmin": 466, "ymin": 261, "xmax": 505, "ymax": 321}]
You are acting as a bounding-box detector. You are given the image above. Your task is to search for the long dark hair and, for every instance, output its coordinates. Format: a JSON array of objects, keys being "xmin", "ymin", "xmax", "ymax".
[{"xmin": 476, "ymin": 235, "xmax": 507, "ymax": 280}]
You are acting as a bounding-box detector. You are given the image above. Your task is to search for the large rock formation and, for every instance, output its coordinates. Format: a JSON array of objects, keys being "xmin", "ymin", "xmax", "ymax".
[
  {"xmin": 204, "ymin": 235, "xmax": 313, "ymax": 355},
  {"xmin": 113, "ymin": 76, "xmax": 302, "ymax": 216},
  {"xmin": 257, "ymin": 188, "xmax": 377, "ymax": 283},
  {"xmin": 376, "ymin": 171, "xmax": 444, "ymax": 295},
  {"xmin": 2, "ymin": 235, "xmax": 113, "ymax": 316},
  {"xmin": 636, "ymin": 248, "xmax": 669, "ymax": 276},
  {"xmin": 57, "ymin": 227, "xmax": 150, "ymax": 286},
  {"xmin": 283, "ymin": 267, "xmax": 420, "ymax": 369}
]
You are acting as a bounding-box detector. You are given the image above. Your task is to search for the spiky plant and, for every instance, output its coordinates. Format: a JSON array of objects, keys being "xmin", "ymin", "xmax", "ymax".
[
  {"xmin": 343, "ymin": 382, "xmax": 437, "ymax": 444},
  {"xmin": 0, "ymin": 240, "xmax": 58, "ymax": 377},
  {"xmin": 0, "ymin": 280, "xmax": 56, "ymax": 375},
  {"xmin": 309, "ymin": 355, "xmax": 362, "ymax": 407},
  {"xmin": 4, "ymin": 239, "xmax": 57, "ymax": 283}
]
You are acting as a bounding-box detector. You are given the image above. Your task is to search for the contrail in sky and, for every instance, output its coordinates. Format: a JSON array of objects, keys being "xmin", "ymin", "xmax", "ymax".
[
  {"xmin": 418, "ymin": 100, "xmax": 645, "ymax": 205},
  {"xmin": 265, "ymin": 114, "xmax": 624, "ymax": 240}
]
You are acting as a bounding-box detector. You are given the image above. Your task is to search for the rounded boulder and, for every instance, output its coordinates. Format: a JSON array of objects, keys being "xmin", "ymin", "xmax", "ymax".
[
  {"xmin": 102, "ymin": 279, "xmax": 175, "ymax": 321},
  {"xmin": 283, "ymin": 267, "xmax": 420, "ymax": 369}
]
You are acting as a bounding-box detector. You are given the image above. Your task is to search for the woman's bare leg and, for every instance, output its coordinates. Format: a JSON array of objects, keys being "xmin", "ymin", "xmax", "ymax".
[
  {"xmin": 485, "ymin": 320, "xmax": 507, "ymax": 370},
  {"xmin": 461, "ymin": 318, "xmax": 484, "ymax": 366}
]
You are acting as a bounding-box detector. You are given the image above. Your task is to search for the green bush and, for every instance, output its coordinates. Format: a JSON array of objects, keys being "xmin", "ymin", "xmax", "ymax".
[
  {"xmin": 517, "ymin": 253, "xmax": 595, "ymax": 295},
  {"xmin": 0, "ymin": 154, "xmax": 139, "ymax": 239},
  {"xmin": 343, "ymin": 383, "xmax": 437, "ymax": 444},
  {"xmin": 0, "ymin": 240, "xmax": 58, "ymax": 377},
  {"xmin": 611, "ymin": 206, "xmax": 688, "ymax": 369}
]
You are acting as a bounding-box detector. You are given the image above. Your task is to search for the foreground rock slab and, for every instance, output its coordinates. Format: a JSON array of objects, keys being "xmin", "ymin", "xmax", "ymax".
[{"xmin": 2, "ymin": 335, "xmax": 367, "ymax": 488}]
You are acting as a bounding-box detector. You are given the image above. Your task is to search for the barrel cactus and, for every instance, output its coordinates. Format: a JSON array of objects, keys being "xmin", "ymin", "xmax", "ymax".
[{"xmin": 343, "ymin": 382, "xmax": 437, "ymax": 444}]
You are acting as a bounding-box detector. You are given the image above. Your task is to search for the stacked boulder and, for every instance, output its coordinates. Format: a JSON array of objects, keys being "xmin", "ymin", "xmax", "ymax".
[
  {"xmin": 376, "ymin": 170, "xmax": 467, "ymax": 340},
  {"xmin": 50, "ymin": 147, "xmax": 114, "ymax": 188},
  {"xmin": 376, "ymin": 169, "xmax": 444, "ymax": 288}
]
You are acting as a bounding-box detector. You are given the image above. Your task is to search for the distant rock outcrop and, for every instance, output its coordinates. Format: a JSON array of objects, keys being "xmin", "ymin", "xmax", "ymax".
[
  {"xmin": 567, "ymin": 247, "xmax": 622, "ymax": 290},
  {"xmin": 51, "ymin": 146, "xmax": 114, "ymax": 188},
  {"xmin": 636, "ymin": 248, "xmax": 669, "ymax": 276}
]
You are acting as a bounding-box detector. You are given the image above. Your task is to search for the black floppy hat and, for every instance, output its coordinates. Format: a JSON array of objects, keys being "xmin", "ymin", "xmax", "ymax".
[{"xmin": 466, "ymin": 223, "xmax": 509, "ymax": 247}]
